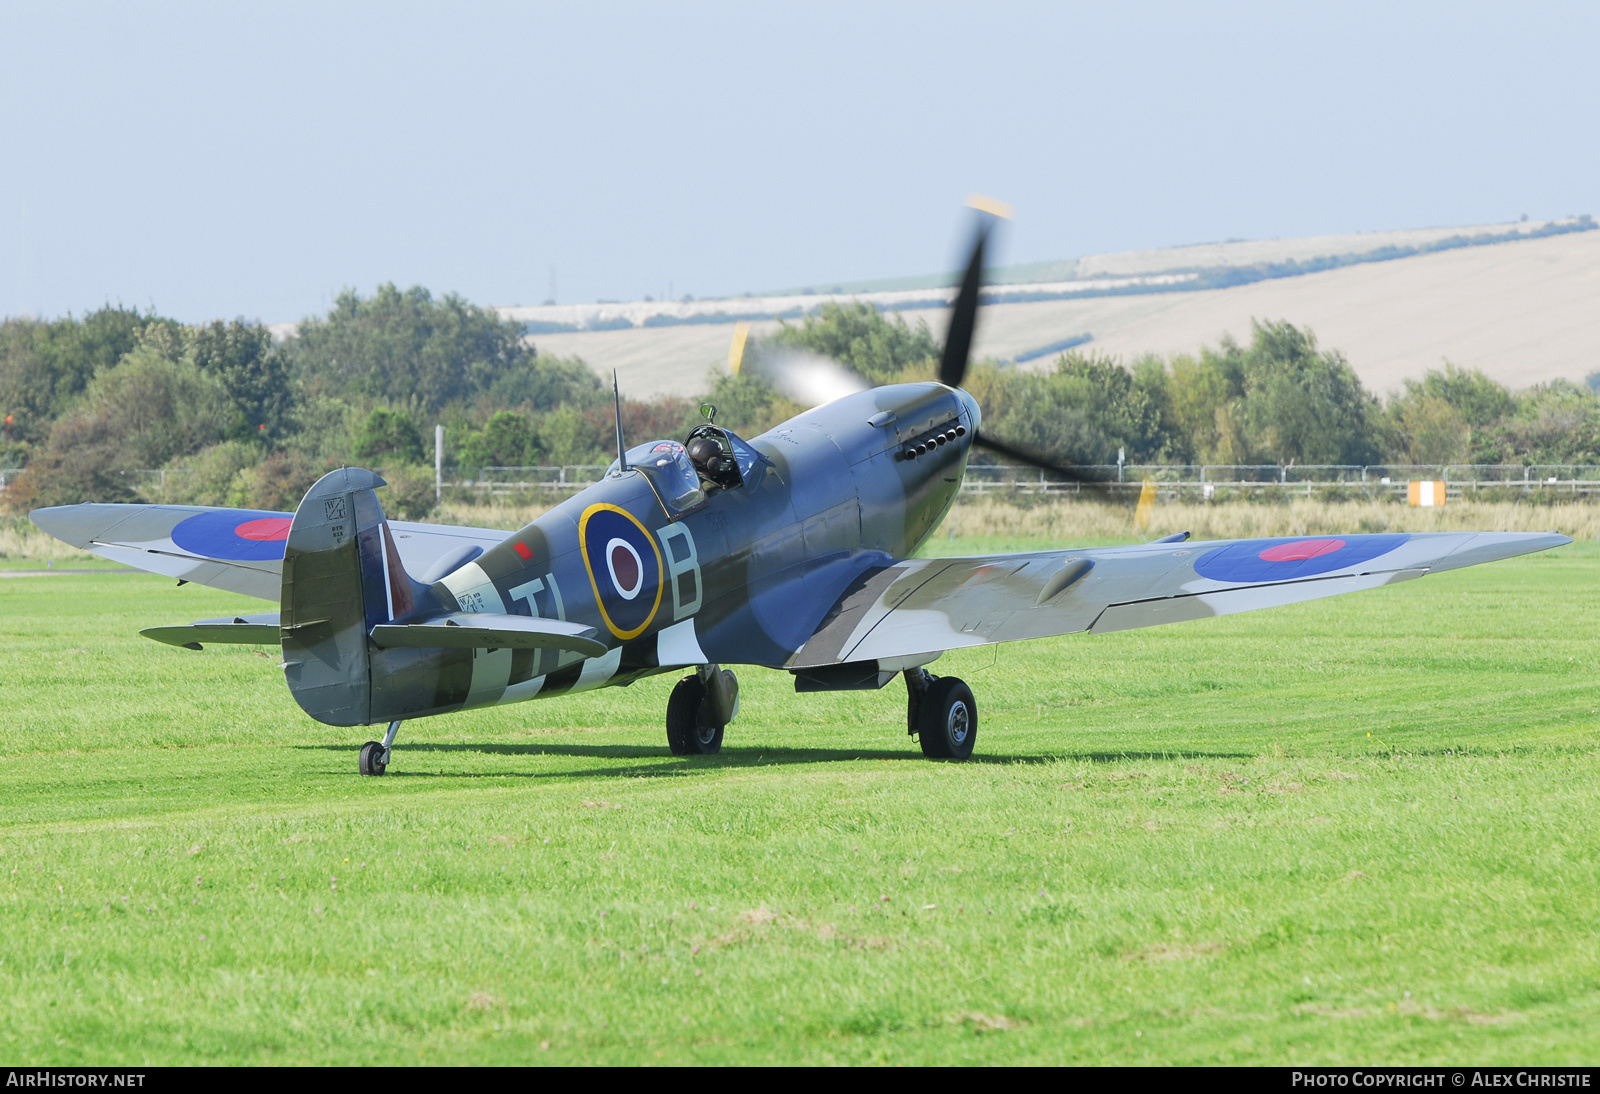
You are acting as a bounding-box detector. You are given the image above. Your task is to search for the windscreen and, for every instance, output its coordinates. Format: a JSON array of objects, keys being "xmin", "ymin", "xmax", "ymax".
[{"xmin": 723, "ymin": 429, "xmax": 762, "ymax": 482}]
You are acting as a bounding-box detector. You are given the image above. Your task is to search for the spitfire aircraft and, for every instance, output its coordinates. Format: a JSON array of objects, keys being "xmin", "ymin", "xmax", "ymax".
[{"xmin": 31, "ymin": 203, "xmax": 1570, "ymax": 773}]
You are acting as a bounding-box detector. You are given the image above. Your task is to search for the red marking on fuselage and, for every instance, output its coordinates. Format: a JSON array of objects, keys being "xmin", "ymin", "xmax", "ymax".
[
  {"xmin": 609, "ymin": 543, "xmax": 640, "ymax": 592},
  {"xmin": 235, "ymin": 517, "xmax": 292, "ymax": 541},
  {"xmin": 1258, "ymin": 538, "xmax": 1345, "ymax": 562},
  {"xmin": 512, "ymin": 541, "xmax": 534, "ymax": 561}
]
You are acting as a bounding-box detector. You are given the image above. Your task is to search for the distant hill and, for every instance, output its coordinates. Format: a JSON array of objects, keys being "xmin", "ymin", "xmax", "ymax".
[
  {"xmin": 508, "ymin": 219, "xmax": 1600, "ymax": 400},
  {"xmin": 761, "ymin": 221, "xmax": 1563, "ymax": 294}
]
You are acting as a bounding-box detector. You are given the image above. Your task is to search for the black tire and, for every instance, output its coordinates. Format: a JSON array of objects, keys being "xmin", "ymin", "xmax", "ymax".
[
  {"xmin": 358, "ymin": 740, "xmax": 387, "ymax": 776},
  {"xmin": 917, "ymin": 677, "xmax": 977, "ymax": 760},
  {"xmin": 666, "ymin": 676, "xmax": 724, "ymax": 755}
]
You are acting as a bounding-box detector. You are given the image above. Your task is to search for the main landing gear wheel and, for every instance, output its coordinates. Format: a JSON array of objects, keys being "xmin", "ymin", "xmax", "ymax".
[
  {"xmin": 666, "ymin": 672, "xmax": 732, "ymax": 755},
  {"xmin": 914, "ymin": 675, "xmax": 977, "ymax": 760},
  {"xmin": 358, "ymin": 740, "xmax": 387, "ymax": 776}
]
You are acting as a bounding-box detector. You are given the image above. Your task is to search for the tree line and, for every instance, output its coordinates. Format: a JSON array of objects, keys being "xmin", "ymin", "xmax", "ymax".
[
  {"xmin": 705, "ymin": 304, "xmax": 1600, "ymax": 469},
  {"xmin": 3, "ymin": 289, "xmax": 1598, "ymax": 520}
]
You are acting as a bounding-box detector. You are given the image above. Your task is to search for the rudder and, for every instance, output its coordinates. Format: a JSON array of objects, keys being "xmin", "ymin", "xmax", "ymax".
[{"xmin": 281, "ymin": 467, "xmax": 419, "ymax": 726}]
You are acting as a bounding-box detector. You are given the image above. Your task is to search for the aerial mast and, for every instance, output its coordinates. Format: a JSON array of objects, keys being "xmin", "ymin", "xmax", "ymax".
[{"xmin": 612, "ymin": 370, "xmax": 628, "ymax": 475}]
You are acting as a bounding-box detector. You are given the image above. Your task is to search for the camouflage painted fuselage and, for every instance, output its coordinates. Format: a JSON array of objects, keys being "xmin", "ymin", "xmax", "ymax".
[{"xmin": 286, "ymin": 382, "xmax": 979, "ymax": 727}]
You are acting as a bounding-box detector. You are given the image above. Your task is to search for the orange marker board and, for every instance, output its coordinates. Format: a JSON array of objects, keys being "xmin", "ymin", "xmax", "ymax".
[{"xmin": 1408, "ymin": 480, "xmax": 1446, "ymax": 507}]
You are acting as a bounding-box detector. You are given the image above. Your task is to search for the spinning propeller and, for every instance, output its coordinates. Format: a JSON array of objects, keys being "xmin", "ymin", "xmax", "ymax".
[
  {"xmin": 732, "ymin": 196, "xmax": 1099, "ymax": 485},
  {"xmin": 734, "ymin": 336, "xmax": 871, "ymax": 407}
]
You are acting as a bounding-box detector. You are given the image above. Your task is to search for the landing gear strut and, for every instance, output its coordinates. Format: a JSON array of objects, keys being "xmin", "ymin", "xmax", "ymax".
[
  {"xmin": 667, "ymin": 664, "xmax": 739, "ymax": 755},
  {"xmin": 358, "ymin": 720, "xmax": 402, "ymax": 776},
  {"xmin": 905, "ymin": 669, "xmax": 977, "ymax": 760}
]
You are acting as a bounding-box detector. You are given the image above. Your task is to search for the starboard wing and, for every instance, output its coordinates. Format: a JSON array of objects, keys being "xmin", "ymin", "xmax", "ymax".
[
  {"xmin": 789, "ymin": 531, "xmax": 1571, "ymax": 669},
  {"xmin": 30, "ymin": 503, "xmax": 509, "ymax": 600}
]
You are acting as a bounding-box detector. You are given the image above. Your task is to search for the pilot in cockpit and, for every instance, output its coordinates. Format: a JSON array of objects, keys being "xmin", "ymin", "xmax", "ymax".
[
  {"xmin": 618, "ymin": 412, "xmax": 754, "ymax": 514},
  {"xmin": 685, "ymin": 407, "xmax": 746, "ymax": 492},
  {"xmin": 686, "ymin": 435, "xmax": 732, "ymax": 485}
]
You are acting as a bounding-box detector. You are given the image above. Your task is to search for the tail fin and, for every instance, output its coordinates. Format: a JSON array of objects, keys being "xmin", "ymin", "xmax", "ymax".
[{"xmin": 281, "ymin": 467, "xmax": 425, "ymax": 727}]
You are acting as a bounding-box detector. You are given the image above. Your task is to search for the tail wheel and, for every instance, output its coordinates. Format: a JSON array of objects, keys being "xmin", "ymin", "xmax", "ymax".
[
  {"xmin": 667, "ymin": 675, "xmax": 724, "ymax": 755},
  {"xmin": 358, "ymin": 740, "xmax": 387, "ymax": 776},
  {"xmin": 917, "ymin": 677, "xmax": 977, "ymax": 760}
]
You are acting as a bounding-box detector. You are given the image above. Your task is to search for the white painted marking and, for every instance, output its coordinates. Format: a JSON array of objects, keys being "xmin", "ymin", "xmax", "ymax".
[
  {"xmin": 463, "ymin": 646, "xmax": 514, "ymax": 708},
  {"xmin": 655, "ymin": 618, "xmax": 707, "ymax": 666},
  {"xmin": 440, "ymin": 561, "xmax": 512, "ymax": 703},
  {"xmin": 545, "ymin": 572, "xmax": 566, "ymax": 619},
  {"xmin": 606, "ymin": 537, "xmax": 645, "ymax": 600},
  {"xmin": 572, "ymin": 646, "xmax": 623, "ymax": 692},
  {"xmin": 377, "ymin": 523, "xmax": 395, "ymax": 621},
  {"xmin": 500, "ymin": 675, "xmax": 546, "ymax": 704},
  {"xmin": 508, "ymin": 575, "xmax": 568, "ymax": 681},
  {"xmin": 656, "ymin": 522, "xmax": 702, "ymax": 620},
  {"xmin": 440, "ymin": 561, "xmax": 506, "ymax": 615},
  {"xmin": 847, "ymin": 608, "xmax": 986, "ymax": 661},
  {"xmin": 509, "ymin": 577, "xmax": 546, "ymax": 616}
]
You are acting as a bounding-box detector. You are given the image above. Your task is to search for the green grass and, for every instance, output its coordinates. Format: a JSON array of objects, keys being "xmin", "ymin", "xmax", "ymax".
[{"xmin": 1, "ymin": 542, "xmax": 1596, "ymax": 1064}]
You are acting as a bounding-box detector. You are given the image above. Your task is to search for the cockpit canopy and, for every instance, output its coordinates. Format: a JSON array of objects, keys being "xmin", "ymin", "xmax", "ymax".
[
  {"xmin": 684, "ymin": 424, "xmax": 759, "ymax": 490},
  {"xmin": 606, "ymin": 427, "xmax": 761, "ymax": 515},
  {"xmin": 609, "ymin": 440, "xmax": 704, "ymax": 513}
]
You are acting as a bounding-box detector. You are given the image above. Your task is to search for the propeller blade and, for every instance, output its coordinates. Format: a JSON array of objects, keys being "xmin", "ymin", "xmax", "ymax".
[
  {"xmin": 940, "ymin": 194, "xmax": 1012, "ymax": 390},
  {"xmin": 972, "ymin": 430, "xmax": 1101, "ymax": 485},
  {"xmin": 758, "ymin": 347, "xmax": 872, "ymax": 407},
  {"xmin": 739, "ymin": 343, "xmax": 871, "ymax": 408},
  {"xmin": 727, "ymin": 196, "xmax": 1012, "ymax": 407}
]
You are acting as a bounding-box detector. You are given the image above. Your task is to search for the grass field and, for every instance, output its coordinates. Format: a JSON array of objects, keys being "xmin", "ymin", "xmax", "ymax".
[{"xmin": 0, "ymin": 536, "xmax": 1596, "ymax": 1065}]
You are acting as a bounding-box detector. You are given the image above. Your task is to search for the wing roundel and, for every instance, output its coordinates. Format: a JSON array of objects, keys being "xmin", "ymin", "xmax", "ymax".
[
  {"xmin": 1193, "ymin": 534, "xmax": 1410, "ymax": 583},
  {"xmin": 169, "ymin": 509, "xmax": 293, "ymax": 561}
]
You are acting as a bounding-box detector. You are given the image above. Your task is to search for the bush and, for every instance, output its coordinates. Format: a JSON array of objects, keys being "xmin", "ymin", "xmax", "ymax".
[
  {"xmin": 4, "ymin": 411, "xmax": 139, "ymax": 510},
  {"xmin": 378, "ymin": 463, "xmax": 439, "ymax": 521},
  {"xmin": 229, "ymin": 450, "xmax": 320, "ymax": 513},
  {"xmin": 767, "ymin": 302, "xmax": 939, "ymax": 384},
  {"xmin": 146, "ymin": 442, "xmax": 263, "ymax": 506},
  {"xmin": 988, "ymin": 351, "xmax": 1169, "ymax": 466},
  {"xmin": 4, "ymin": 347, "xmax": 232, "ymax": 510},
  {"xmin": 0, "ymin": 306, "xmax": 164, "ymax": 450},
  {"xmin": 458, "ymin": 411, "xmax": 537, "ymax": 471},
  {"xmin": 1233, "ymin": 322, "xmax": 1381, "ymax": 466},
  {"xmin": 286, "ymin": 284, "xmax": 533, "ymax": 412},
  {"xmin": 191, "ymin": 320, "xmax": 295, "ymax": 443},
  {"xmin": 487, "ymin": 354, "xmax": 604, "ymax": 411},
  {"xmin": 1492, "ymin": 381, "xmax": 1600, "ymax": 464},
  {"xmin": 353, "ymin": 407, "xmax": 426, "ymax": 464}
]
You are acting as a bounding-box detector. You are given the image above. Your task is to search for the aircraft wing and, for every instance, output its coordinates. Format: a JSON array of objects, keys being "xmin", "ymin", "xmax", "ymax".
[
  {"xmin": 29, "ymin": 503, "xmax": 510, "ymax": 601},
  {"xmin": 370, "ymin": 613, "xmax": 607, "ymax": 657},
  {"xmin": 789, "ymin": 531, "xmax": 1571, "ymax": 670}
]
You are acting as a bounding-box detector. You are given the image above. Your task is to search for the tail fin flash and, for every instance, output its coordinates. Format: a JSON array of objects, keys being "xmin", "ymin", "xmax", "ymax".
[{"xmin": 281, "ymin": 467, "xmax": 424, "ymax": 726}]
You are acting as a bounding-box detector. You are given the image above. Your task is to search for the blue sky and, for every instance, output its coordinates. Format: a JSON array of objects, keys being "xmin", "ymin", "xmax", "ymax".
[{"xmin": 2, "ymin": 1, "xmax": 1595, "ymax": 322}]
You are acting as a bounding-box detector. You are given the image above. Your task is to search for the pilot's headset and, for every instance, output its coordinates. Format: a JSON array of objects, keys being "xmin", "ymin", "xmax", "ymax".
[{"xmin": 687, "ymin": 436, "xmax": 724, "ymax": 476}]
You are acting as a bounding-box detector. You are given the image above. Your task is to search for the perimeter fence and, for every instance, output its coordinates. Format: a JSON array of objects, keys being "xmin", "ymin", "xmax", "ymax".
[
  {"xmin": 461, "ymin": 463, "xmax": 1600, "ymax": 502},
  {"xmin": 959, "ymin": 464, "xmax": 1600, "ymax": 502},
  {"xmin": 6, "ymin": 463, "xmax": 1600, "ymax": 504}
]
